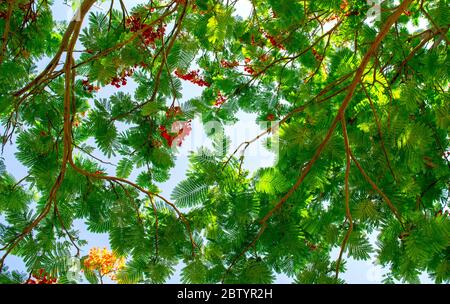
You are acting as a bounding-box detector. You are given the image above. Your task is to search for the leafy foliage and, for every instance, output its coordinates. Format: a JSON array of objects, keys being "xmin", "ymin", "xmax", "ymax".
[{"xmin": 0, "ymin": 0, "xmax": 448, "ymax": 285}]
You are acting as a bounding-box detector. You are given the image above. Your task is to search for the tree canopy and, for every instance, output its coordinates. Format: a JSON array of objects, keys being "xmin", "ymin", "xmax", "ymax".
[{"xmin": 0, "ymin": 0, "xmax": 449, "ymax": 284}]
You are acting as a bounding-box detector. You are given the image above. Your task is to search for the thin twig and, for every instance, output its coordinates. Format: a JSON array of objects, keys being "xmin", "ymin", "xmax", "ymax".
[
  {"xmin": 335, "ymin": 117, "xmax": 353, "ymax": 280},
  {"xmin": 361, "ymin": 83, "xmax": 397, "ymax": 183}
]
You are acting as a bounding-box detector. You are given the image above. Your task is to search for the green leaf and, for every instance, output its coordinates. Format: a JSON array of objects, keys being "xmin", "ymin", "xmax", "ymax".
[
  {"xmin": 116, "ymin": 158, "xmax": 133, "ymax": 178},
  {"xmin": 255, "ymin": 168, "xmax": 289, "ymax": 194},
  {"xmin": 171, "ymin": 178, "xmax": 208, "ymax": 208},
  {"xmin": 141, "ymin": 102, "xmax": 161, "ymax": 116}
]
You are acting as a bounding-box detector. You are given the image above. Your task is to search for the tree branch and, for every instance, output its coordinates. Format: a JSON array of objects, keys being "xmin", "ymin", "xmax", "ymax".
[
  {"xmin": 335, "ymin": 117, "xmax": 353, "ymax": 280},
  {"xmin": 0, "ymin": 0, "xmax": 15, "ymax": 65}
]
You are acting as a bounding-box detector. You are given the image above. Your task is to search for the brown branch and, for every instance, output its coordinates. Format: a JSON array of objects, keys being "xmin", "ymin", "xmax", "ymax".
[
  {"xmin": 335, "ymin": 117, "xmax": 353, "ymax": 280},
  {"xmin": 0, "ymin": 0, "xmax": 15, "ymax": 65},
  {"xmin": 390, "ymin": 27, "xmax": 444, "ymax": 84},
  {"xmin": 11, "ymin": 173, "xmax": 30, "ymax": 190},
  {"xmin": 361, "ymin": 83, "xmax": 398, "ymax": 183},
  {"xmin": 349, "ymin": 151, "xmax": 403, "ymax": 225},
  {"xmin": 148, "ymin": 194, "xmax": 159, "ymax": 257},
  {"xmin": 160, "ymin": 23, "xmax": 178, "ymax": 107},
  {"xmin": 54, "ymin": 204, "xmax": 81, "ymax": 257},
  {"xmin": 420, "ymin": 6, "xmax": 450, "ymax": 45},
  {"xmin": 73, "ymin": 142, "xmax": 117, "ymax": 167},
  {"xmin": 14, "ymin": 9, "xmax": 76, "ymax": 97}
]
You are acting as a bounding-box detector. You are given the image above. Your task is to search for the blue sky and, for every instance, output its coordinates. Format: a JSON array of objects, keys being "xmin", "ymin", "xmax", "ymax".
[{"xmin": 0, "ymin": 0, "xmax": 433, "ymax": 284}]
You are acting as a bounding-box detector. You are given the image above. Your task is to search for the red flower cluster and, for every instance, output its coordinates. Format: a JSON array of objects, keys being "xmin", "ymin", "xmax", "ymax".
[
  {"xmin": 126, "ymin": 16, "xmax": 144, "ymax": 32},
  {"xmin": 312, "ymin": 48, "xmax": 324, "ymax": 61},
  {"xmin": 174, "ymin": 69, "xmax": 210, "ymax": 87},
  {"xmin": 166, "ymin": 106, "xmax": 183, "ymax": 118},
  {"xmin": 82, "ymin": 79, "xmax": 99, "ymax": 93},
  {"xmin": 159, "ymin": 120, "xmax": 192, "ymax": 147},
  {"xmin": 264, "ymin": 32, "xmax": 285, "ymax": 50},
  {"xmin": 142, "ymin": 25, "xmax": 166, "ymax": 47},
  {"xmin": 244, "ymin": 58, "xmax": 256, "ymax": 75},
  {"xmin": 250, "ymin": 35, "xmax": 258, "ymax": 46},
  {"xmin": 259, "ymin": 54, "xmax": 269, "ymax": 62},
  {"xmin": 266, "ymin": 113, "xmax": 275, "ymax": 121},
  {"xmin": 110, "ymin": 68, "xmax": 134, "ymax": 88},
  {"xmin": 220, "ymin": 59, "xmax": 239, "ymax": 69},
  {"xmin": 324, "ymin": 14, "xmax": 339, "ymax": 22},
  {"xmin": 126, "ymin": 15, "xmax": 166, "ymax": 48},
  {"xmin": 25, "ymin": 269, "xmax": 57, "ymax": 284},
  {"xmin": 159, "ymin": 125, "xmax": 173, "ymax": 146},
  {"xmin": 304, "ymin": 240, "xmax": 318, "ymax": 251},
  {"xmin": 144, "ymin": 5, "xmax": 155, "ymax": 13},
  {"xmin": 214, "ymin": 91, "xmax": 227, "ymax": 107}
]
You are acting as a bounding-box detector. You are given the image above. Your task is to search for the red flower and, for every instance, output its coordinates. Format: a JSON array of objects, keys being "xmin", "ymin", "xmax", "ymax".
[
  {"xmin": 110, "ymin": 68, "xmax": 135, "ymax": 88},
  {"xmin": 160, "ymin": 129, "xmax": 174, "ymax": 147},
  {"xmin": 264, "ymin": 32, "xmax": 285, "ymax": 50},
  {"xmin": 220, "ymin": 59, "xmax": 239, "ymax": 68},
  {"xmin": 243, "ymin": 58, "xmax": 256, "ymax": 75},
  {"xmin": 25, "ymin": 269, "xmax": 57, "ymax": 284},
  {"xmin": 166, "ymin": 106, "xmax": 183, "ymax": 118},
  {"xmin": 82, "ymin": 79, "xmax": 99, "ymax": 93},
  {"xmin": 214, "ymin": 91, "xmax": 227, "ymax": 107},
  {"xmin": 312, "ymin": 48, "xmax": 324, "ymax": 61},
  {"xmin": 244, "ymin": 65, "xmax": 255, "ymax": 75},
  {"xmin": 126, "ymin": 15, "xmax": 166, "ymax": 47},
  {"xmin": 159, "ymin": 121, "xmax": 192, "ymax": 147},
  {"xmin": 174, "ymin": 69, "xmax": 210, "ymax": 87}
]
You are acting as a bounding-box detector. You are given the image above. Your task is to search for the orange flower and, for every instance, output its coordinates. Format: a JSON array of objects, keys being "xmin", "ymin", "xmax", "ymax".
[{"xmin": 83, "ymin": 247, "xmax": 125, "ymax": 280}]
